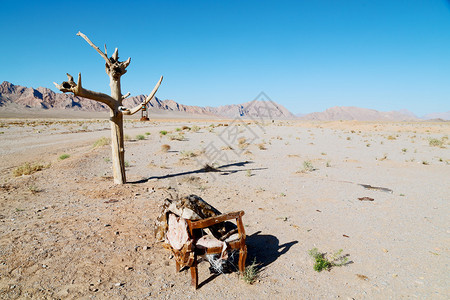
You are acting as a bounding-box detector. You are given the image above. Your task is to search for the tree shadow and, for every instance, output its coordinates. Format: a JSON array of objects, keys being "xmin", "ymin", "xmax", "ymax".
[
  {"xmin": 245, "ymin": 231, "xmax": 298, "ymax": 271},
  {"xmin": 128, "ymin": 161, "xmax": 267, "ymax": 184}
]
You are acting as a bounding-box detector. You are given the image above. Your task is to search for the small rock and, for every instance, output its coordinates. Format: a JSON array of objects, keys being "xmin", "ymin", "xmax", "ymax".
[
  {"xmin": 143, "ymin": 246, "xmax": 149, "ymax": 250},
  {"xmin": 115, "ymin": 231, "xmax": 120, "ymax": 235},
  {"xmin": 125, "ymin": 266, "xmax": 133, "ymax": 271},
  {"xmin": 104, "ymin": 224, "xmax": 111, "ymax": 227},
  {"xmin": 115, "ymin": 282, "xmax": 124, "ymax": 287},
  {"xmin": 42, "ymin": 264, "xmax": 47, "ymax": 268},
  {"xmin": 382, "ymin": 248, "xmax": 389, "ymax": 253}
]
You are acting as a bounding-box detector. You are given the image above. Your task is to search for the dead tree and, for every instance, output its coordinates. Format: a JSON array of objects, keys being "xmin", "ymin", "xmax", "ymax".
[{"xmin": 54, "ymin": 32, "xmax": 163, "ymax": 184}]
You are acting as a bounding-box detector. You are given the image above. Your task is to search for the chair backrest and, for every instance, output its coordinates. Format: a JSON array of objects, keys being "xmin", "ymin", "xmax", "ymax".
[{"xmin": 186, "ymin": 211, "xmax": 246, "ymax": 245}]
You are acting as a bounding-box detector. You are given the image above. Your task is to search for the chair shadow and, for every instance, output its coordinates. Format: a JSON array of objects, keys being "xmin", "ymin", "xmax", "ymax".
[
  {"xmin": 128, "ymin": 161, "xmax": 267, "ymax": 184},
  {"xmin": 246, "ymin": 231, "xmax": 298, "ymax": 271}
]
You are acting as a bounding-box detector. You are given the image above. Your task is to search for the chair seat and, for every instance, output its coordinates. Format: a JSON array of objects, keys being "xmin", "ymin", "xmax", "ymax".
[
  {"xmin": 196, "ymin": 235, "xmax": 224, "ymax": 249},
  {"xmin": 224, "ymin": 233, "xmax": 239, "ymax": 243}
]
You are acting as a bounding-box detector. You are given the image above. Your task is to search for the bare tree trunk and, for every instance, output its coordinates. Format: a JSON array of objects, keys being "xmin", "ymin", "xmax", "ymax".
[
  {"xmin": 110, "ymin": 109, "xmax": 125, "ymax": 183},
  {"xmin": 109, "ymin": 76, "xmax": 126, "ymax": 184},
  {"xmin": 54, "ymin": 32, "xmax": 163, "ymax": 184}
]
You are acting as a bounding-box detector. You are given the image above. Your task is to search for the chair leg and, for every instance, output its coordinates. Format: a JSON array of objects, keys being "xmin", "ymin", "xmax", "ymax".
[
  {"xmin": 176, "ymin": 260, "xmax": 180, "ymax": 272},
  {"xmin": 238, "ymin": 245, "xmax": 247, "ymax": 273},
  {"xmin": 190, "ymin": 256, "xmax": 198, "ymax": 289}
]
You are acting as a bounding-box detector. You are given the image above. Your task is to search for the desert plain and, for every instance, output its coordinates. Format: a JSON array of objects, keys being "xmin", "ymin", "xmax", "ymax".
[{"xmin": 0, "ymin": 112, "xmax": 449, "ymax": 299}]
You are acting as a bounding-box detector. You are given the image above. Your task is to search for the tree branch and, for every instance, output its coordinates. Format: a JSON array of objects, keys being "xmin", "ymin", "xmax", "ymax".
[
  {"xmin": 120, "ymin": 76, "xmax": 163, "ymax": 115},
  {"xmin": 122, "ymin": 92, "xmax": 131, "ymax": 100},
  {"xmin": 54, "ymin": 73, "xmax": 116, "ymax": 109},
  {"xmin": 76, "ymin": 31, "xmax": 111, "ymax": 66}
]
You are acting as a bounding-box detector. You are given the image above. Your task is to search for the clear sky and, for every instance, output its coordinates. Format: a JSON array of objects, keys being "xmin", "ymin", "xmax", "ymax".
[{"xmin": 1, "ymin": 0, "xmax": 449, "ymax": 116}]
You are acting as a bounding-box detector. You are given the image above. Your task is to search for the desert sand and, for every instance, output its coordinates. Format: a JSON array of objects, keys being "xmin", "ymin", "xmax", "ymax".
[{"xmin": 0, "ymin": 114, "xmax": 449, "ymax": 299}]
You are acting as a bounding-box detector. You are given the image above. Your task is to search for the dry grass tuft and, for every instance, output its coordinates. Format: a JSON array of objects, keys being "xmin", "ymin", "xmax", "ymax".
[
  {"xmin": 93, "ymin": 137, "xmax": 110, "ymax": 148},
  {"xmin": 161, "ymin": 144, "xmax": 171, "ymax": 152},
  {"xmin": 13, "ymin": 162, "xmax": 49, "ymax": 177},
  {"xmin": 238, "ymin": 137, "xmax": 249, "ymax": 149},
  {"xmin": 242, "ymin": 258, "xmax": 260, "ymax": 284}
]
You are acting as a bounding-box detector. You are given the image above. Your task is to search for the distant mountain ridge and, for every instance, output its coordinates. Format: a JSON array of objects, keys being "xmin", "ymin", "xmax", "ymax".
[
  {"xmin": 298, "ymin": 106, "xmax": 442, "ymax": 121},
  {"xmin": 1, "ymin": 81, "xmax": 447, "ymax": 120},
  {"xmin": 0, "ymin": 81, "xmax": 296, "ymax": 119}
]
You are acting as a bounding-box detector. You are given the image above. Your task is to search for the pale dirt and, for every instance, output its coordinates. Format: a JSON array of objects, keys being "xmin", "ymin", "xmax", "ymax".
[{"xmin": 0, "ymin": 115, "xmax": 449, "ymax": 299}]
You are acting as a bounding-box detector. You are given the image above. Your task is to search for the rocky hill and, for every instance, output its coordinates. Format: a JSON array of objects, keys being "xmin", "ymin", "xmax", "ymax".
[
  {"xmin": 299, "ymin": 106, "xmax": 421, "ymax": 121},
  {"xmin": 423, "ymin": 111, "xmax": 450, "ymax": 121},
  {"xmin": 0, "ymin": 81, "xmax": 295, "ymax": 119}
]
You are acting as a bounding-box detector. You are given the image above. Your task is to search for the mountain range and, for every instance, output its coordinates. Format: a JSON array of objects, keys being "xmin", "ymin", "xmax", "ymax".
[
  {"xmin": 0, "ymin": 81, "xmax": 448, "ymax": 121},
  {"xmin": 0, "ymin": 81, "xmax": 295, "ymax": 119}
]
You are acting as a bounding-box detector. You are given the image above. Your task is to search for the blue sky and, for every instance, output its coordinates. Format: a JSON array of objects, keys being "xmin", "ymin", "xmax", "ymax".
[{"xmin": 1, "ymin": 0, "xmax": 449, "ymax": 115}]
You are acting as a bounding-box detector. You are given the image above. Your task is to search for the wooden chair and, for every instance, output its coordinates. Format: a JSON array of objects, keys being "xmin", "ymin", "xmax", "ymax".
[{"xmin": 167, "ymin": 211, "xmax": 247, "ymax": 289}]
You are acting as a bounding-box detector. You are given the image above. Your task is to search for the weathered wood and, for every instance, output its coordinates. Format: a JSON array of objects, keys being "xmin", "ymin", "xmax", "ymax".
[
  {"xmin": 120, "ymin": 76, "xmax": 163, "ymax": 115},
  {"xmin": 188, "ymin": 211, "xmax": 245, "ymax": 229},
  {"xmin": 54, "ymin": 32, "xmax": 163, "ymax": 184},
  {"xmin": 172, "ymin": 211, "xmax": 247, "ymax": 289},
  {"xmin": 53, "ymin": 73, "xmax": 115, "ymax": 108}
]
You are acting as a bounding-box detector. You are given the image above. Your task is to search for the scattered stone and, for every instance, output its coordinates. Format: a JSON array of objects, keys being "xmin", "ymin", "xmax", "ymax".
[
  {"xmin": 359, "ymin": 184, "xmax": 393, "ymax": 193},
  {"xmin": 104, "ymin": 224, "xmax": 111, "ymax": 227},
  {"xmin": 356, "ymin": 274, "xmax": 369, "ymax": 281},
  {"xmin": 143, "ymin": 246, "xmax": 149, "ymax": 250},
  {"xmin": 358, "ymin": 197, "xmax": 374, "ymax": 201},
  {"xmin": 382, "ymin": 248, "xmax": 389, "ymax": 253},
  {"xmin": 115, "ymin": 282, "xmax": 124, "ymax": 287},
  {"xmin": 104, "ymin": 199, "xmax": 118, "ymax": 204}
]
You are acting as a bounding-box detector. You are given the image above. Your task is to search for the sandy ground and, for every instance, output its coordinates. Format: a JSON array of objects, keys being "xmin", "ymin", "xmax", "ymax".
[{"xmin": 0, "ymin": 116, "xmax": 449, "ymax": 299}]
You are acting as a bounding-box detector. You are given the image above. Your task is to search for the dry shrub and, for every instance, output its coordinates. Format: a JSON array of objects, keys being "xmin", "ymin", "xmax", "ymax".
[
  {"xmin": 161, "ymin": 144, "xmax": 171, "ymax": 152},
  {"xmin": 238, "ymin": 137, "xmax": 247, "ymax": 144},
  {"xmin": 93, "ymin": 137, "xmax": 110, "ymax": 148},
  {"xmin": 238, "ymin": 137, "xmax": 249, "ymax": 149},
  {"xmin": 13, "ymin": 162, "xmax": 49, "ymax": 177},
  {"xmin": 180, "ymin": 150, "xmax": 197, "ymax": 158},
  {"xmin": 258, "ymin": 143, "xmax": 267, "ymax": 150}
]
